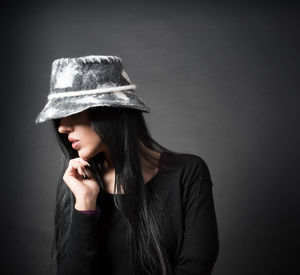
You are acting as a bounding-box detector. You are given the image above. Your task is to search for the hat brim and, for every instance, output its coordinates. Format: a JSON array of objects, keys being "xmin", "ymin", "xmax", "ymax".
[{"xmin": 35, "ymin": 90, "xmax": 150, "ymax": 124}]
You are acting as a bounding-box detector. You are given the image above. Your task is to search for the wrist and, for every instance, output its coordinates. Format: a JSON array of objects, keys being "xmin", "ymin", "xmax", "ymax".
[{"xmin": 75, "ymin": 197, "xmax": 97, "ymax": 211}]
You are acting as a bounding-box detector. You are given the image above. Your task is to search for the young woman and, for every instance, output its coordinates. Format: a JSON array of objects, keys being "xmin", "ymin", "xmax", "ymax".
[{"xmin": 35, "ymin": 55, "xmax": 219, "ymax": 275}]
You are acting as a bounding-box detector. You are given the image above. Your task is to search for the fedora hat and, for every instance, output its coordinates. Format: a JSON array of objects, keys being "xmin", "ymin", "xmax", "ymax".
[{"xmin": 35, "ymin": 55, "xmax": 150, "ymax": 124}]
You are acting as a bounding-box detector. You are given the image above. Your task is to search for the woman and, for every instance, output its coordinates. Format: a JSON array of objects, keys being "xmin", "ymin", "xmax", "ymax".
[{"xmin": 35, "ymin": 55, "xmax": 219, "ymax": 275}]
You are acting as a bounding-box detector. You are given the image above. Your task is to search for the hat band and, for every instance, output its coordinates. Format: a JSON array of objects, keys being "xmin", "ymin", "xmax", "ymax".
[{"xmin": 48, "ymin": 84, "xmax": 136, "ymax": 100}]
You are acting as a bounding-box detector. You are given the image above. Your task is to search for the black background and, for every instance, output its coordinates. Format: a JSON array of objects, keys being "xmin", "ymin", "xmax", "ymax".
[{"xmin": 1, "ymin": 0, "xmax": 299, "ymax": 274}]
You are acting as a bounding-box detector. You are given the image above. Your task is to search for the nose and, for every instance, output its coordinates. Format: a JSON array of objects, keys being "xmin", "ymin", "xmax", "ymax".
[{"xmin": 57, "ymin": 117, "xmax": 74, "ymax": 134}]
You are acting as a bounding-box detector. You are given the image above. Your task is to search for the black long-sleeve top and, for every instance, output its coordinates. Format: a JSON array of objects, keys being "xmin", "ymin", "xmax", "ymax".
[{"xmin": 57, "ymin": 152, "xmax": 219, "ymax": 275}]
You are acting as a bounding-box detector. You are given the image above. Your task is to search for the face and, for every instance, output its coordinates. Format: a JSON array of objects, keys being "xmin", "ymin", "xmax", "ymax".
[{"xmin": 57, "ymin": 109, "xmax": 107, "ymax": 161}]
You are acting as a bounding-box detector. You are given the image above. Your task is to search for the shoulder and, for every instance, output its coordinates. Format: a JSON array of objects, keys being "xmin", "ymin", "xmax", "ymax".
[
  {"xmin": 174, "ymin": 153, "xmax": 213, "ymax": 203},
  {"xmin": 160, "ymin": 151, "xmax": 213, "ymax": 189},
  {"xmin": 178, "ymin": 153, "xmax": 212, "ymax": 182}
]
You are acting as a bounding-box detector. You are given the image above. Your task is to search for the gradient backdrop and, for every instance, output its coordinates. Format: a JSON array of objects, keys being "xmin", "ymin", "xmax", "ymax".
[{"xmin": 2, "ymin": 0, "xmax": 299, "ymax": 274}]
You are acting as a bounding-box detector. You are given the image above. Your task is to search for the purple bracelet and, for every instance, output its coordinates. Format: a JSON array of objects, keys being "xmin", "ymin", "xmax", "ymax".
[{"xmin": 80, "ymin": 209, "xmax": 101, "ymax": 216}]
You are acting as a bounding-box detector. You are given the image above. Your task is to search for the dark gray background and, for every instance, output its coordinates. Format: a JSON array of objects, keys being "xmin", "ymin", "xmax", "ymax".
[{"xmin": 2, "ymin": 0, "xmax": 299, "ymax": 274}]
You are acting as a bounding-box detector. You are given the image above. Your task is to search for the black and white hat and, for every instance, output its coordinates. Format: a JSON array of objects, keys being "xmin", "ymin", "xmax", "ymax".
[{"xmin": 35, "ymin": 55, "xmax": 150, "ymax": 124}]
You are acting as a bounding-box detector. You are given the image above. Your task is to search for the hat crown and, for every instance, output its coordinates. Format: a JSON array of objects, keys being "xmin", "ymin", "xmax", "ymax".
[
  {"xmin": 35, "ymin": 55, "xmax": 150, "ymax": 124},
  {"xmin": 50, "ymin": 55, "xmax": 131, "ymax": 93}
]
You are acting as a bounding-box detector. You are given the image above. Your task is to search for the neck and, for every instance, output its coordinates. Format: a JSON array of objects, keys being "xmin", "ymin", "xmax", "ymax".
[
  {"xmin": 100, "ymin": 141, "xmax": 161, "ymax": 190},
  {"xmin": 102, "ymin": 149, "xmax": 114, "ymax": 170}
]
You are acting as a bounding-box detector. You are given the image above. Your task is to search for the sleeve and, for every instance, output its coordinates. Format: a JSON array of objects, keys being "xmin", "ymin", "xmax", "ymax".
[
  {"xmin": 57, "ymin": 208, "xmax": 101, "ymax": 275},
  {"xmin": 173, "ymin": 158, "xmax": 219, "ymax": 275}
]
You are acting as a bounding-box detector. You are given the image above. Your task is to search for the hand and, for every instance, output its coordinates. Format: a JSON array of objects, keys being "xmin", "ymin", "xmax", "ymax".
[{"xmin": 62, "ymin": 157, "xmax": 100, "ymax": 210}]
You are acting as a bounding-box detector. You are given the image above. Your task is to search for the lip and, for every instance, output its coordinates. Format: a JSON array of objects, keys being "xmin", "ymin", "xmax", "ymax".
[
  {"xmin": 68, "ymin": 137, "xmax": 79, "ymax": 143},
  {"xmin": 72, "ymin": 141, "xmax": 80, "ymax": 150}
]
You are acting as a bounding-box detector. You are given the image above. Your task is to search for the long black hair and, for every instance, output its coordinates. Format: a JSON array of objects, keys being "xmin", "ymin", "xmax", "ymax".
[{"xmin": 48, "ymin": 106, "xmax": 183, "ymax": 275}]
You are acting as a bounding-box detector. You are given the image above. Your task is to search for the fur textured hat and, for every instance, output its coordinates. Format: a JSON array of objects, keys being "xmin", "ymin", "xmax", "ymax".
[{"xmin": 35, "ymin": 55, "xmax": 150, "ymax": 124}]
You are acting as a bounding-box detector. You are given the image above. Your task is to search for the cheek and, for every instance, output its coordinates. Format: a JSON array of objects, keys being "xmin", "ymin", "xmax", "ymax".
[
  {"xmin": 79, "ymin": 127, "xmax": 105, "ymax": 154},
  {"xmin": 87, "ymin": 132, "xmax": 103, "ymax": 149}
]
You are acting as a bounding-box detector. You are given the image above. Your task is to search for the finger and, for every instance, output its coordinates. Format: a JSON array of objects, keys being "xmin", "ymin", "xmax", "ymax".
[
  {"xmin": 74, "ymin": 159, "xmax": 92, "ymax": 177},
  {"xmin": 66, "ymin": 161, "xmax": 86, "ymax": 178},
  {"xmin": 81, "ymin": 167, "xmax": 89, "ymax": 179},
  {"xmin": 78, "ymin": 166, "xmax": 84, "ymax": 176},
  {"xmin": 78, "ymin": 158, "xmax": 91, "ymax": 168},
  {"xmin": 71, "ymin": 159, "xmax": 91, "ymax": 172},
  {"xmin": 76, "ymin": 163, "xmax": 89, "ymax": 178},
  {"xmin": 63, "ymin": 165, "xmax": 86, "ymax": 190},
  {"xmin": 66, "ymin": 160, "xmax": 80, "ymax": 173},
  {"xmin": 66, "ymin": 159, "xmax": 92, "ymax": 182}
]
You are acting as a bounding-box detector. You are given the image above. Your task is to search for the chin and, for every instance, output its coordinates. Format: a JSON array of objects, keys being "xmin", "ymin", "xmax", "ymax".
[
  {"xmin": 78, "ymin": 150, "xmax": 90, "ymax": 160},
  {"xmin": 78, "ymin": 149, "xmax": 99, "ymax": 161}
]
